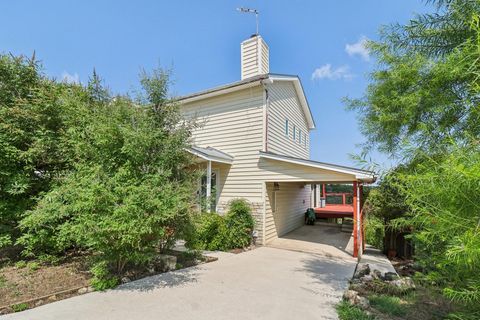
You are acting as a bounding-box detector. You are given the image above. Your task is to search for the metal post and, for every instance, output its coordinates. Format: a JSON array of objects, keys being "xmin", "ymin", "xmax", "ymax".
[{"xmin": 206, "ymin": 160, "xmax": 212, "ymax": 213}]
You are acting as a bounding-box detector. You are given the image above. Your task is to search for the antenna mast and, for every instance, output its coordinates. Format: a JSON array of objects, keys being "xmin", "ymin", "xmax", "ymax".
[{"xmin": 237, "ymin": 7, "xmax": 259, "ymax": 35}]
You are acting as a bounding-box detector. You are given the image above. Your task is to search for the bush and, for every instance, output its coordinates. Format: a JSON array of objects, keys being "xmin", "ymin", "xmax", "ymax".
[
  {"xmin": 224, "ymin": 199, "xmax": 255, "ymax": 249},
  {"xmin": 187, "ymin": 199, "xmax": 255, "ymax": 251},
  {"xmin": 364, "ymin": 214, "xmax": 384, "ymax": 250},
  {"xmin": 189, "ymin": 212, "xmax": 228, "ymax": 251},
  {"xmin": 89, "ymin": 261, "xmax": 119, "ymax": 291}
]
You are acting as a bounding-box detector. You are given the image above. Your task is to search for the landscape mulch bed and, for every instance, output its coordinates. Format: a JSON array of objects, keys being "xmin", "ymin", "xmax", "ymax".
[{"xmin": 0, "ymin": 250, "xmax": 217, "ymax": 315}]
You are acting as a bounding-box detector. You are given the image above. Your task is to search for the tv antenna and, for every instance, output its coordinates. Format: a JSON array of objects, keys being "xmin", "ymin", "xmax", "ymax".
[{"xmin": 237, "ymin": 7, "xmax": 259, "ymax": 35}]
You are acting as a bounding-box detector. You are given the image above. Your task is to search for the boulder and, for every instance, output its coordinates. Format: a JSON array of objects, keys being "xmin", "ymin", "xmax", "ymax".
[
  {"xmin": 384, "ymin": 272, "xmax": 399, "ymax": 281},
  {"xmin": 156, "ymin": 254, "xmax": 177, "ymax": 272},
  {"xmin": 343, "ymin": 289, "xmax": 370, "ymax": 310},
  {"xmin": 354, "ymin": 264, "xmax": 370, "ymax": 279},
  {"xmin": 372, "ymin": 269, "xmax": 383, "ymax": 280},
  {"xmin": 77, "ymin": 287, "xmax": 88, "ymax": 294},
  {"xmin": 121, "ymin": 277, "xmax": 131, "ymax": 284},
  {"xmin": 389, "ymin": 277, "xmax": 416, "ymax": 292},
  {"xmin": 360, "ymin": 274, "xmax": 373, "ymax": 282}
]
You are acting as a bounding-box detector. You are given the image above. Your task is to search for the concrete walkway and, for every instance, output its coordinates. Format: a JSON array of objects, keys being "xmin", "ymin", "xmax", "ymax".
[
  {"xmin": 358, "ymin": 245, "xmax": 397, "ymax": 276},
  {"xmin": 3, "ymin": 247, "xmax": 356, "ymax": 320}
]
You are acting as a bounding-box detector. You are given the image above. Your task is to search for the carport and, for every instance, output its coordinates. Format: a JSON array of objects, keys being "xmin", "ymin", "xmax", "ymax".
[{"xmin": 259, "ymin": 152, "xmax": 376, "ymax": 258}]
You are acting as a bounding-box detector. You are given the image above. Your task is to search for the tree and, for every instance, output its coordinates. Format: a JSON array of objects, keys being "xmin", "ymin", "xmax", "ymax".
[
  {"xmin": 15, "ymin": 65, "xmax": 197, "ymax": 282},
  {"xmin": 348, "ymin": 0, "xmax": 480, "ymax": 314},
  {"xmin": 0, "ymin": 54, "xmax": 71, "ymax": 248},
  {"xmin": 346, "ymin": 0, "xmax": 480, "ymax": 156}
]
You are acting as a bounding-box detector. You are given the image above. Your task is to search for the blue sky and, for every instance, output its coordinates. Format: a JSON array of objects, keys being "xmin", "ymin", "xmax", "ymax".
[{"xmin": 0, "ymin": 1, "xmax": 431, "ymax": 169}]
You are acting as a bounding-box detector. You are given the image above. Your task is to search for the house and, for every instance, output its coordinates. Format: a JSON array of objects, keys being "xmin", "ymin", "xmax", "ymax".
[{"xmin": 179, "ymin": 34, "xmax": 375, "ymax": 257}]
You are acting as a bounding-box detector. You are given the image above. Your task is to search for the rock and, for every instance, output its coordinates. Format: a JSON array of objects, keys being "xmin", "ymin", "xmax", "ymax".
[
  {"xmin": 156, "ymin": 254, "xmax": 177, "ymax": 272},
  {"xmin": 121, "ymin": 277, "xmax": 131, "ymax": 284},
  {"xmin": 384, "ymin": 272, "xmax": 399, "ymax": 281},
  {"xmin": 34, "ymin": 299, "xmax": 44, "ymax": 307},
  {"xmin": 343, "ymin": 289, "xmax": 359, "ymax": 302},
  {"xmin": 389, "ymin": 277, "xmax": 416, "ymax": 291},
  {"xmin": 86, "ymin": 286, "xmax": 95, "ymax": 293},
  {"xmin": 356, "ymin": 296, "xmax": 370, "ymax": 309},
  {"xmin": 47, "ymin": 295, "xmax": 57, "ymax": 302},
  {"xmin": 354, "ymin": 264, "xmax": 370, "ymax": 279},
  {"xmin": 372, "ymin": 269, "xmax": 383, "ymax": 280},
  {"xmin": 360, "ymin": 274, "xmax": 373, "ymax": 282},
  {"xmin": 343, "ymin": 290, "xmax": 370, "ymax": 310},
  {"xmin": 77, "ymin": 287, "xmax": 88, "ymax": 294}
]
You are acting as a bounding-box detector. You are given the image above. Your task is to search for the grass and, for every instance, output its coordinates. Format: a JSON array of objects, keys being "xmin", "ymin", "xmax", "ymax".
[
  {"xmin": 336, "ymin": 301, "xmax": 374, "ymax": 320},
  {"xmin": 369, "ymin": 294, "xmax": 407, "ymax": 317}
]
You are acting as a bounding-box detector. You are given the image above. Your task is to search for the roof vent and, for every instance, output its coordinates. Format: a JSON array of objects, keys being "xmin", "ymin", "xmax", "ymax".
[{"xmin": 241, "ymin": 35, "xmax": 269, "ymax": 80}]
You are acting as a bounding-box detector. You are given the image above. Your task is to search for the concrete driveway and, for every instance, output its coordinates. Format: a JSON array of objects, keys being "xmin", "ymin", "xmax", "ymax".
[
  {"xmin": 3, "ymin": 247, "xmax": 356, "ymax": 320},
  {"xmin": 267, "ymin": 224, "xmax": 355, "ymax": 260}
]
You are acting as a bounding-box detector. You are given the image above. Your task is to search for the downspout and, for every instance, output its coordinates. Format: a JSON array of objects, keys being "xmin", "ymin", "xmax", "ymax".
[
  {"xmin": 261, "ymin": 78, "xmax": 272, "ymax": 245},
  {"xmin": 261, "ymin": 78, "xmax": 273, "ymax": 152}
]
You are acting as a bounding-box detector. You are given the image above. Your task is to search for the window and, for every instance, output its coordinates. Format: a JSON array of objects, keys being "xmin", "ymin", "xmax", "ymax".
[
  {"xmin": 293, "ymin": 125, "xmax": 296, "ymax": 140},
  {"xmin": 304, "ymin": 133, "xmax": 307, "ymax": 147},
  {"xmin": 299, "ymin": 130, "xmax": 302, "ymax": 144},
  {"xmin": 285, "ymin": 119, "xmax": 289, "ymax": 136}
]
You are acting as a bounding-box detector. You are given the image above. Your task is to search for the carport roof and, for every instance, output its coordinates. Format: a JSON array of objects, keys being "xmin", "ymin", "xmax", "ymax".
[{"xmin": 259, "ymin": 151, "xmax": 376, "ymax": 183}]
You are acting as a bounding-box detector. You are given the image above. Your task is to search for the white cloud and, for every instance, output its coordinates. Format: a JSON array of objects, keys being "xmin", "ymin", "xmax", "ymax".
[
  {"xmin": 61, "ymin": 71, "xmax": 80, "ymax": 84},
  {"xmin": 311, "ymin": 64, "xmax": 353, "ymax": 81},
  {"xmin": 345, "ymin": 36, "xmax": 370, "ymax": 61}
]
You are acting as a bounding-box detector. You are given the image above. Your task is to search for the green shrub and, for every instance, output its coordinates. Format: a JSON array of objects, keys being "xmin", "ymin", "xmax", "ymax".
[
  {"xmin": 369, "ymin": 294, "xmax": 407, "ymax": 316},
  {"xmin": 364, "ymin": 215, "xmax": 384, "ymax": 250},
  {"xmin": 336, "ymin": 301, "xmax": 373, "ymax": 320},
  {"xmin": 27, "ymin": 261, "xmax": 40, "ymax": 271},
  {"xmin": 187, "ymin": 212, "xmax": 228, "ymax": 251},
  {"xmin": 14, "ymin": 260, "xmax": 26, "ymax": 269},
  {"xmin": 11, "ymin": 303, "xmax": 28, "ymax": 312},
  {"xmin": 224, "ymin": 199, "xmax": 255, "ymax": 249},
  {"xmin": 89, "ymin": 261, "xmax": 119, "ymax": 291},
  {"xmin": 186, "ymin": 199, "xmax": 255, "ymax": 251},
  {"xmin": 15, "ymin": 67, "xmax": 196, "ymax": 278}
]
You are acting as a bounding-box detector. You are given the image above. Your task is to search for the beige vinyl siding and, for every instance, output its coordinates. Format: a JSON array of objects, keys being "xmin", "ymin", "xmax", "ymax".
[
  {"xmin": 181, "ymin": 86, "xmax": 266, "ymax": 238},
  {"xmin": 267, "ymin": 81, "xmax": 310, "ymax": 159},
  {"xmin": 265, "ymin": 182, "xmax": 310, "ymax": 242}
]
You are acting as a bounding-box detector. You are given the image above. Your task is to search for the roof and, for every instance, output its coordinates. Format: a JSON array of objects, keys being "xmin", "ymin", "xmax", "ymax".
[
  {"xmin": 259, "ymin": 151, "xmax": 376, "ymax": 182},
  {"xmin": 187, "ymin": 146, "xmax": 234, "ymax": 165},
  {"xmin": 178, "ymin": 73, "xmax": 316, "ymax": 130}
]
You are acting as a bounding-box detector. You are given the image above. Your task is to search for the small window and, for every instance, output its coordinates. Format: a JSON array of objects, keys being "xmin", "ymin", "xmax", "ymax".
[
  {"xmin": 304, "ymin": 133, "xmax": 307, "ymax": 147},
  {"xmin": 293, "ymin": 125, "xmax": 296, "ymax": 140},
  {"xmin": 299, "ymin": 130, "xmax": 302, "ymax": 144},
  {"xmin": 285, "ymin": 119, "xmax": 289, "ymax": 136}
]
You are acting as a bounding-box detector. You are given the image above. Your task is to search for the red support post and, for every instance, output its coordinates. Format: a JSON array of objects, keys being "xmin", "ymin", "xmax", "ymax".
[
  {"xmin": 353, "ymin": 181, "xmax": 358, "ymax": 257},
  {"xmin": 322, "ymin": 184, "xmax": 326, "ymax": 197},
  {"xmin": 360, "ymin": 184, "xmax": 365, "ymax": 252}
]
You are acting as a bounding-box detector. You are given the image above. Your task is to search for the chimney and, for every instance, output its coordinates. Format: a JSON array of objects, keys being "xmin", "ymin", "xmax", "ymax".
[{"xmin": 241, "ymin": 35, "xmax": 269, "ymax": 80}]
